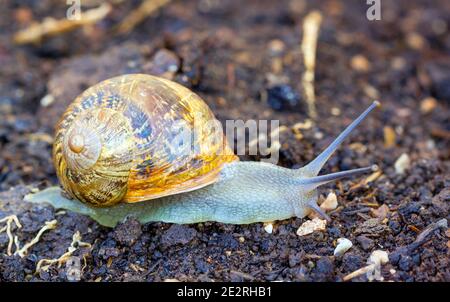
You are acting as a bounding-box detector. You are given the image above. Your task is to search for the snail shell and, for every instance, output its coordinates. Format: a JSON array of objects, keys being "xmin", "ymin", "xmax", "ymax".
[{"xmin": 53, "ymin": 74, "xmax": 238, "ymax": 206}]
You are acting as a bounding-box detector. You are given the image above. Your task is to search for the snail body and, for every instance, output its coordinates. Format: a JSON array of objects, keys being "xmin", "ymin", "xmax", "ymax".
[{"xmin": 44, "ymin": 74, "xmax": 380, "ymax": 226}]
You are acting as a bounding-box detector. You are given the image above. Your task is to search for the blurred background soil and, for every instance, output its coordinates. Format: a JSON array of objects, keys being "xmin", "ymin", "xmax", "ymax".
[{"xmin": 0, "ymin": 0, "xmax": 449, "ymax": 281}]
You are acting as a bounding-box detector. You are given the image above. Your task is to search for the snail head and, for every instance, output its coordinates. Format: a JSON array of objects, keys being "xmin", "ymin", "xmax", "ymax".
[{"xmin": 295, "ymin": 101, "xmax": 380, "ymax": 221}]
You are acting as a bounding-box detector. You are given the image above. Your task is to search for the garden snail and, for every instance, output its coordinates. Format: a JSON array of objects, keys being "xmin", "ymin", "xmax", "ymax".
[{"xmin": 27, "ymin": 74, "xmax": 380, "ymax": 227}]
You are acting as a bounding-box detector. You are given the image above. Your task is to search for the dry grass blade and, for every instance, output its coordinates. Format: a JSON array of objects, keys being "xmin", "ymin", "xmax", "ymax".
[
  {"xmin": 116, "ymin": 0, "xmax": 171, "ymax": 34},
  {"xmin": 301, "ymin": 11, "xmax": 323, "ymax": 119},
  {"xmin": 13, "ymin": 3, "xmax": 111, "ymax": 45}
]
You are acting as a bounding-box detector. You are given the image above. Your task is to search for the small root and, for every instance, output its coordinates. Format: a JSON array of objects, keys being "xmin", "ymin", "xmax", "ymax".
[
  {"xmin": 14, "ymin": 220, "xmax": 58, "ymax": 258},
  {"xmin": 0, "ymin": 215, "xmax": 22, "ymax": 256},
  {"xmin": 36, "ymin": 231, "xmax": 91, "ymax": 273}
]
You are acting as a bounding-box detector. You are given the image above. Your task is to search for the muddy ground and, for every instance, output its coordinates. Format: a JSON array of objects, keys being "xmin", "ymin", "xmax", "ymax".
[{"xmin": 0, "ymin": 0, "xmax": 449, "ymax": 281}]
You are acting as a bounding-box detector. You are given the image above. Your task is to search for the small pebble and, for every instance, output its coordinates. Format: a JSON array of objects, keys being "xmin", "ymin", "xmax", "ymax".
[
  {"xmin": 40, "ymin": 94, "xmax": 55, "ymax": 107},
  {"xmin": 266, "ymin": 85, "xmax": 301, "ymax": 111},
  {"xmin": 320, "ymin": 192, "xmax": 338, "ymax": 211},
  {"xmin": 313, "ymin": 131, "xmax": 324, "ymax": 140},
  {"xmin": 333, "ymin": 238, "xmax": 353, "ymax": 257},
  {"xmin": 394, "ymin": 153, "xmax": 411, "ymax": 174},
  {"xmin": 331, "ymin": 107, "xmax": 341, "ymax": 116},
  {"xmin": 350, "ymin": 55, "xmax": 371, "ymax": 72},
  {"xmin": 268, "ymin": 39, "xmax": 285, "ymax": 55},
  {"xmin": 363, "ymin": 84, "xmax": 380, "ymax": 99},
  {"xmin": 420, "ymin": 97, "xmax": 437, "ymax": 114},
  {"xmin": 263, "ymin": 223, "xmax": 274, "ymax": 234},
  {"xmin": 296, "ymin": 217, "xmax": 327, "ymax": 236},
  {"xmin": 406, "ymin": 32, "xmax": 425, "ymax": 50}
]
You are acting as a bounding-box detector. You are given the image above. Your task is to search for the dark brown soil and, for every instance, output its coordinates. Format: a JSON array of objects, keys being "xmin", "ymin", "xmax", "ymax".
[{"xmin": 0, "ymin": 0, "xmax": 449, "ymax": 282}]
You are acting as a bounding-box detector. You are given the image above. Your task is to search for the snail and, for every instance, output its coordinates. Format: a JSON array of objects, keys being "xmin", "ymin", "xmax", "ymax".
[{"xmin": 26, "ymin": 74, "xmax": 380, "ymax": 227}]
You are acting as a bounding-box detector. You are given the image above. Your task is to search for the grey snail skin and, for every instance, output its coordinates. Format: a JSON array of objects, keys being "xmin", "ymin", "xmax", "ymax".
[{"xmin": 25, "ymin": 74, "xmax": 380, "ymax": 227}]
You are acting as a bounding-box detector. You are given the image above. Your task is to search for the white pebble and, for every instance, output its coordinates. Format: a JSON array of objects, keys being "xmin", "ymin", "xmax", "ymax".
[
  {"xmin": 296, "ymin": 217, "xmax": 327, "ymax": 236},
  {"xmin": 394, "ymin": 153, "xmax": 410, "ymax": 174},
  {"xmin": 40, "ymin": 94, "xmax": 55, "ymax": 107},
  {"xmin": 264, "ymin": 223, "xmax": 273, "ymax": 234},
  {"xmin": 333, "ymin": 238, "xmax": 353, "ymax": 256},
  {"xmin": 320, "ymin": 192, "xmax": 338, "ymax": 211}
]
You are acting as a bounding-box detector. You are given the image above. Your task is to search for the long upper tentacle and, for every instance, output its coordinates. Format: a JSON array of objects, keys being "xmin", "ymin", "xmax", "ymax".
[{"xmin": 303, "ymin": 101, "xmax": 380, "ymax": 176}]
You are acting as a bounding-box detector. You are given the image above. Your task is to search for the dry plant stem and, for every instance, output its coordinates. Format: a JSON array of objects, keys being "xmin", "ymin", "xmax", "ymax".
[
  {"xmin": 13, "ymin": 3, "xmax": 111, "ymax": 45},
  {"xmin": 343, "ymin": 250, "xmax": 389, "ymax": 281},
  {"xmin": 301, "ymin": 11, "xmax": 323, "ymax": 119},
  {"xmin": 116, "ymin": 0, "xmax": 171, "ymax": 34},
  {"xmin": 15, "ymin": 220, "xmax": 57, "ymax": 258},
  {"xmin": 36, "ymin": 231, "xmax": 91, "ymax": 273},
  {"xmin": 0, "ymin": 215, "xmax": 22, "ymax": 256},
  {"xmin": 343, "ymin": 263, "xmax": 376, "ymax": 281}
]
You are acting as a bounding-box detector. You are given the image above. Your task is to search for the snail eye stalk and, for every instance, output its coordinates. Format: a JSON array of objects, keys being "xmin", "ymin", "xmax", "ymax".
[{"xmin": 303, "ymin": 101, "xmax": 380, "ymax": 176}]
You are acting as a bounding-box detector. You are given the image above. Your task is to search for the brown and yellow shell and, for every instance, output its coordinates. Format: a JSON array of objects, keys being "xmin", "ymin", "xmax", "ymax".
[{"xmin": 53, "ymin": 74, "xmax": 238, "ymax": 206}]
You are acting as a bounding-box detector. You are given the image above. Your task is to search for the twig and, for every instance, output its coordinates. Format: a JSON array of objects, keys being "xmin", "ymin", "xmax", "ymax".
[
  {"xmin": 301, "ymin": 11, "xmax": 323, "ymax": 119},
  {"xmin": 116, "ymin": 0, "xmax": 171, "ymax": 34},
  {"xmin": 343, "ymin": 263, "xmax": 377, "ymax": 281},
  {"xmin": 13, "ymin": 3, "xmax": 111, "ymax": 45},
  {"xmin": 343, "ymin": 250, "xmax": 389, "ymax": 281},
  {"xmin": 407, "ymin": 218, "xmax": 447, "ymax": 252}
]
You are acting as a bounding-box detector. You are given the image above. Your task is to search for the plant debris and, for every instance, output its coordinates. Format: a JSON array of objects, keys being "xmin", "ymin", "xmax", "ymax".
[
  {"xmin": 0, "ymin": 215, "xmax": 22, "ymax": 256},
  {"xmin": 14, "ymin": 219, "xmax": 57, "ymax": 258},
  {"xmin": 13, "ymin": 3, "xmax": 111, "ymax": 45},
  {"xmin": 300, "ymin": 10, "xmax": 322, "ymax": 119},
  {"xmin": 343, "ymin": 250, "xmax": 389, "ymax": 281},
  {"xmin": 36, "ymin": 231, "xmax": 91, "ymax": 273},
  {"xmin": 116, "ymin": 0, "xmax": 171, "ymax": 34}
]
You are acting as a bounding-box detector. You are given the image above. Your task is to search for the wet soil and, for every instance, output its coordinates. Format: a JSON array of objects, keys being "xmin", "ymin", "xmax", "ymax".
[{"xmin": 0, "ymin": 0, "xmax": 449, "ymax": 281}]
